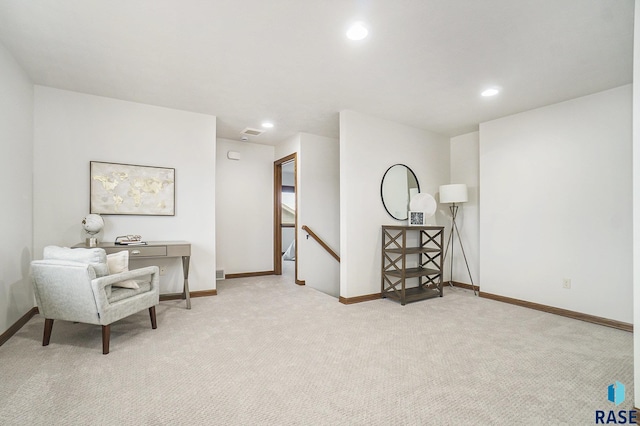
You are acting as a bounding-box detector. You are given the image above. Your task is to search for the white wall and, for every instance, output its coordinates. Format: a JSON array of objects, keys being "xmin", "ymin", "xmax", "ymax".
[
  {"xmin": 339, "ymin": 110, "xmax": 450, "ymax": 298},
  {"xmin": 275, "ymin": 134, "xmax": 301, "ymax": 161},
  {"xmin": 297, "ymin": 133, "xmax": 340, "ymax": 297},
  {"xmin": 0, "ymin": 42, "xmax": 34, "ymax": 335},
  {"xmin": 448, "ymin": 132, "xmax": 480, "ymax": 286},
  {"xmin": 274, "ymin": 133, "xmax": 341, "ymax": 296},
  {"xmin": 480, "ymin": 85, "xmax": 632, "ymax": 322},
  {"xmin": 33, "ymin": 87, "xmax": 217, "ymax": 294},
  {"xmin": 632, "ymin": 0, "xmax": 640, "ymax": 409},
  {"xmin": 216, "ymin": 138, "xmax": 274, "ymax": 275}
]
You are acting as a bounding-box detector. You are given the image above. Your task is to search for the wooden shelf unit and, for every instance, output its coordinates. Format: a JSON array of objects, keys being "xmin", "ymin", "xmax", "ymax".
[{"xmin": 381, "ymin": 225, "xmax": 444, "ymax": 305}]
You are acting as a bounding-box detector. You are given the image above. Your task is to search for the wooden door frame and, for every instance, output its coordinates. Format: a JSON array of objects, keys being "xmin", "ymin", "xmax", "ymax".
[{"xmin": 274, "ymin": 153, "xmax": 304, "ymax": 284}]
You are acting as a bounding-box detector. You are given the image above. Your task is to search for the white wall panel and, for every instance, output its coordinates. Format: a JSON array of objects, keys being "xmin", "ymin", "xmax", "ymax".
[
  {"xmin": 297, "ymin": 133, "xmax": 340, "ymax": 297},
  {"xmin": 339, "ymin": 110, "xmax": 450, "ymax": 298},
  {"xmin": 33, "ymin": 87, "xmax": 217, "ymax": 293},
  {"xmin": 480, "ymin": 85, "xmax": 632, "ymax": 322},
  {"xmin": 0, "ymin": 41, "xmax": 34, "ymax": 335},
  {"xmin": 632, "ymin": 0, "xmax": 640, "ymax": 409},
  {"xmin": 216, "ymin": 138, "xmax": 274, "ymax": 274},
  {"xmin": 448, "ymin": 132, "xmax": 480, "ymax": 286}
]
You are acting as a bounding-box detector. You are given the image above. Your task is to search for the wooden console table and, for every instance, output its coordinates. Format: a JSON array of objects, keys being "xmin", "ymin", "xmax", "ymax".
[
  {"xmin": 73, "ymin": 241, "xmax": 192, "ymax": 309},
  {"xmin": 381, "ymin": 226, "xmax": 443, "ymax": 305}
]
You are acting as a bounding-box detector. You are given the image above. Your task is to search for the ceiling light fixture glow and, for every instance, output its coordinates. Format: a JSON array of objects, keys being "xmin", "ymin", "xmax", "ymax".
[
  {"xmin": 261, "ymin": 122, "xmax": 274, "ymax": 128},
  {"xmin": 481, "ymin": 88, "xmax": 500, "ymax": 97},
  {"xmin": 346, "ymin": 21, "xmax": 368, "ymax": 41}
]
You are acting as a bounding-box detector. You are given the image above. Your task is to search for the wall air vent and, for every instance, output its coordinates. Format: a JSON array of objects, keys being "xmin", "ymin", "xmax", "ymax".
[
  {"xmin": 216, "ymin": 269, "xmax": 225, "ymax": 280},
  {"xmin": 241, "ymin": 127, "xmax": 264, "ymax": 137}
]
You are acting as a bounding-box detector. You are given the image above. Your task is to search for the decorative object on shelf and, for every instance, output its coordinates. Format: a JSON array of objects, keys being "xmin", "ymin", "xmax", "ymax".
[
  {"xmin": 409, "ymin": 192, "xmax": 437, "ymax": 222},
  {"xmin": 439, "ymin": 183, "xmax": 477, "ymax": 295},
  {"xmin": 380, "ymin": 164, "xmax": 420, "ymax": 221},
  {"xmin": 90, "ymin": 161, "xmax": 175, "ymax": 216},
  {"xmin": 381, "ymin": 225, "xmax": 444, "ymax": 305},
  {"xmin": 408, "ymin": 211, "xmax": 425, "ymax": 226},
  {"xmin": 82, "ymin": 213, "xmax": 104, "ymax": 247}
]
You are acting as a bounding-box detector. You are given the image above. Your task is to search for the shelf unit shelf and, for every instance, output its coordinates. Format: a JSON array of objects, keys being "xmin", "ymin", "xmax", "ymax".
[
  {"xmin": 381, "ymin": 225, "xmax": 444, "ymax": 305},
  {"xmin": 384, "ymin": 247, "xmax": 441, "ymax": 255},
  {"xmin": 384, "ymin": 266, "xmax": 441, "ymax": 278}
]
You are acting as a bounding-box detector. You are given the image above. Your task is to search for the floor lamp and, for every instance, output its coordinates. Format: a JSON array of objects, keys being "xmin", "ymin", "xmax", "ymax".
[{"xmin": 439, "ymin": 184, "xmax": 477, "ymax": 296}]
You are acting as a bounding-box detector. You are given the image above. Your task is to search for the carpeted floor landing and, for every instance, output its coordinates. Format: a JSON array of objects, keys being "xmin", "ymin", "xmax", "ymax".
[{"xmin": 0, "ymin": 268, "xmax": 633, "ymax": 425}]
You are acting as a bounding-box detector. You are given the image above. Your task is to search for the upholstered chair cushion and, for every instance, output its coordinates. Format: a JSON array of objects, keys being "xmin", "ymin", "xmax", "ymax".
[
  {"xmin": 43, "ymin": 246, "xmax": 109, "ymax": 277},
  {"xmin": 106, "ymin": 251, "xmax": 139, "ymax": 289},
  {"xmin": 108, "ymin": 281, "xmax": 152, "ymax": 303}
]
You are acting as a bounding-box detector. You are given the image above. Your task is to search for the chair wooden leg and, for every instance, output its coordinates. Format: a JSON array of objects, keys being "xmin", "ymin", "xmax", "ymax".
[
  {"xmin": 43, "ymin": 319, "xmax": 54, "ymax": 346},
  {"xmin": 149, "ymin": 306, "xmax": 157, "ymax": 329},
  {"xmin": 102, "ymin": 325, "xmax": 110, "ymax": 355}
]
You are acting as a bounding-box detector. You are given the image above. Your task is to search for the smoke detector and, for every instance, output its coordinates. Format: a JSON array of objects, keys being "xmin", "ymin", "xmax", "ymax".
[
  {"xmin": 240, "ymin": 136, "xmax": 249, "ymax": 142},
  {"xmin": 241, "ymin": 127, "xmax": 264, "ymax": 137}
]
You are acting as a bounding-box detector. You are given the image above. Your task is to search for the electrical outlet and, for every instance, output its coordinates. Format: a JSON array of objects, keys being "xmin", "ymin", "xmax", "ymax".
[
  {"xmin": 160, "ymin": 266, "xmax": 167, "ymax": 276},
  {"xmin": 562, "ymin": 278, "xmax": 571, "ymax": 289}
]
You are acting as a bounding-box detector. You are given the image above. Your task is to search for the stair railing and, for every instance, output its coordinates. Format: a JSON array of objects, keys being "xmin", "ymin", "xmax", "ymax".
[{"xmin": 301, "ymin": 225, "xmax": 340, "ymax": 263}]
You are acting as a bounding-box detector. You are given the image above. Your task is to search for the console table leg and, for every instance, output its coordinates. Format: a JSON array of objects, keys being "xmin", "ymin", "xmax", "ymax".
[{"xmin": 182, "ymin": 255, "xmax": 191, "ymax": 309}]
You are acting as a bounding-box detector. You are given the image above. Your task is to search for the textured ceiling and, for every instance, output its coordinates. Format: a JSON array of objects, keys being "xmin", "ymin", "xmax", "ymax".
[{"xmin": 0, "ymin": 0, "xmax": 633, "ymax": 145}]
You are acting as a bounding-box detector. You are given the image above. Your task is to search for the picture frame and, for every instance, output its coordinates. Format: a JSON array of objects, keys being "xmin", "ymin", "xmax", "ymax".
[
  {"xmin": 90, "ymin": 161, "xmax": 175, "ymax": 216},
  {"xmin": 408, "ymin": 211, "xmax": 426, "ymax": 226}
]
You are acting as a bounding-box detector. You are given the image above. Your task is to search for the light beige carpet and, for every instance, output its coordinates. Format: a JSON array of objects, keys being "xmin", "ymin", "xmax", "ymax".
[{"xmin": 0, "ymin": 267, "xmax": 633, "ymax": 425}]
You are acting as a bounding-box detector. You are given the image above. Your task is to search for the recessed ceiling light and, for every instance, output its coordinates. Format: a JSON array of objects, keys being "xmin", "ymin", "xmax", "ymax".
[
  {"xmin": 481, "ymin": 88, "xmax": 500, "ymax": 97},
  {"xmin": 261, "ymin": 122, "xmax": 274, "ymax": 128},
  {"xmin": 346, "ymin": 21, "xmax": 368, "ymax": 41}
]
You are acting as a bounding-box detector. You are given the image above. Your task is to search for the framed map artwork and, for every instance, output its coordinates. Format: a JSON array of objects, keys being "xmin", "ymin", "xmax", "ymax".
[{"xmin": 90, "ymin": 161, "xmax": 175, "ymax": 215}]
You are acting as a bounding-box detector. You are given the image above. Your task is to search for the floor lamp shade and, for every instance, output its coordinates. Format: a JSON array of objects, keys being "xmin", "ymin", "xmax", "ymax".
[{"xmin": 439, "ymin": 184, "xmax": 468, "ymax": 203}]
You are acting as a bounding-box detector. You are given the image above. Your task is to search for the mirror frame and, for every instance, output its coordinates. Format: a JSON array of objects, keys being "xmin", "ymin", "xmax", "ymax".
[{"xmin": 380, "ymin": 164, "xmax": 420, "ymax": 221}]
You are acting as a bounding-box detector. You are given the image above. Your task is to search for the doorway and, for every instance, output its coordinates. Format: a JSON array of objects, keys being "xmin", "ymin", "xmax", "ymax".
[{"xmin": 274, "ymin": 153, "xmax": 303, "ymax": 284}]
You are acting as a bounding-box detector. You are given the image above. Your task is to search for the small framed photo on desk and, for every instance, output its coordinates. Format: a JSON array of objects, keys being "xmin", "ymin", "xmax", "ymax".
[{"xmin": 408, "ymin": 211, "xmax": 425, "ymax": 226}]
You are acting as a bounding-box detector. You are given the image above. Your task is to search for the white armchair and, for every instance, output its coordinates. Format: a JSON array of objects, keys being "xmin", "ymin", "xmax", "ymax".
[{"xmin": 30, "ymin": 246, "xmax": 160, "ymax": 354}]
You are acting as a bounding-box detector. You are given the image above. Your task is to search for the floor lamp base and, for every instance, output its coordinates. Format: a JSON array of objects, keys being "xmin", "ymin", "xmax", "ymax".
[{"xmin": 443, "ymin": 204, "xmax": 477, "ymax": 296}]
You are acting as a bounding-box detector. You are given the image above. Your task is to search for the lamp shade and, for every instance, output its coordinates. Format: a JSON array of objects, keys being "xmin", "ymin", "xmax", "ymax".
[{"xmin": 439, "ymin": 184, "xmax": 468, "ymax": 203}]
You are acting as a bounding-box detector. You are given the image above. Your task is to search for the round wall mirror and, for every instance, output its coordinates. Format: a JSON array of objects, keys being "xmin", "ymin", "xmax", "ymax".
[{"xmin": 380, "ymin": 164, "xmax": 420, "ymax": 220}]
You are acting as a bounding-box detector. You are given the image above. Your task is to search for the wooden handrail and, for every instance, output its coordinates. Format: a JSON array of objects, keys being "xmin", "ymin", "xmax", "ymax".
[{"xmin": 301, "ymin": 225, "xmax": 340, "ymax": 263}]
